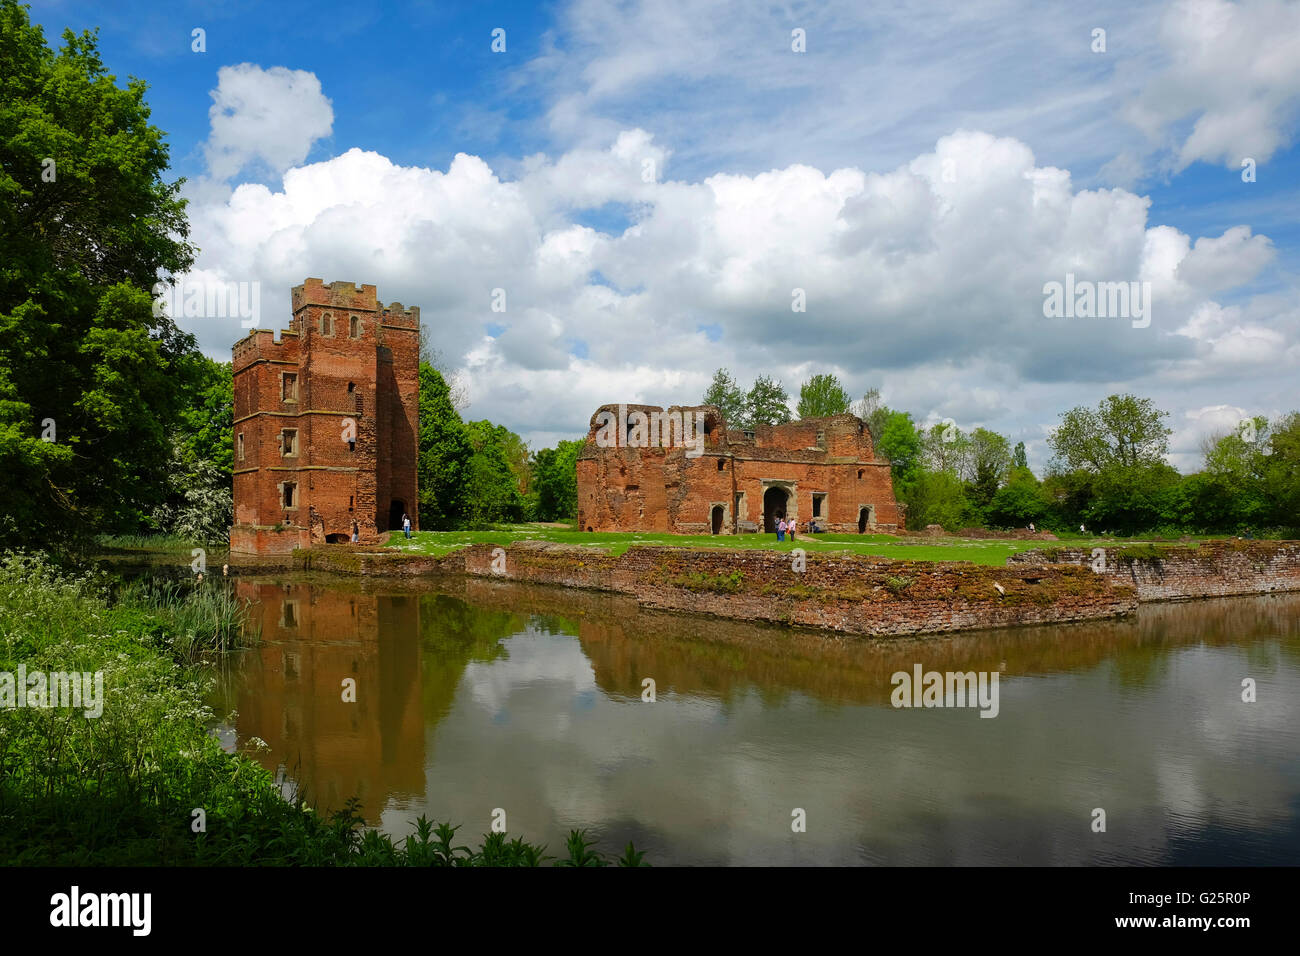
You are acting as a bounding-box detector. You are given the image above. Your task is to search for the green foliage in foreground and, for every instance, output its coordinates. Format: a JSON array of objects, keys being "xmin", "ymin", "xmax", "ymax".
[{"xmin": 0, "ymin": 552, "xmax": 647, "ymax": 866}]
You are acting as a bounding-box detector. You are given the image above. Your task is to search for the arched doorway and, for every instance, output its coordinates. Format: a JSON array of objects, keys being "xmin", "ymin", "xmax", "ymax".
[
  {"xmin": 858, "ymin": 507, "xmax": 870, "ymax": 533},
  {"xmin": 324, "ymin": 533, "xmax": 348, "ymax": 544},
  {"xmin": 763, "ymin": 487, "xmax": 789, "ymax": 533},
  {"xmin": 388, "ymin": 499, "xmax": 406, "ymax": 531},
  {"xmin": 710, "ymin": 505, "xmax": 724, "ymax": 535}
]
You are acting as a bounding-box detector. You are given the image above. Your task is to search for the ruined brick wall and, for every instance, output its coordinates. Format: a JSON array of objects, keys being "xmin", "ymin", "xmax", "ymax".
[
  {"xmin": 230, "ymin": 279, "xmax": 420, "ymax": 555},
  {"xmin": 1007, "ymin": 541, "xmax": 1300, "ymax": 601},
  {"xmin": 575, "ymin": 404, "xmax": 904, "ymax": 534}
]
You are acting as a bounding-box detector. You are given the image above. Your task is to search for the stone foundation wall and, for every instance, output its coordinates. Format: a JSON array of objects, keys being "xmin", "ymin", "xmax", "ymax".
[
  {"xmin": 230, "ymin": 524, "xmax": 312, "ymax": 555},
  {"xmin": 1007, "ymin": 540, "xmax": 1300, "ymax": 602},
  {"xmin": 441, "ymin": 542, "xmax": 1135, "ymax": 637},
  {"xmin": 270, "ymin": 539, "xmax": 1300, "ymax": 636}
]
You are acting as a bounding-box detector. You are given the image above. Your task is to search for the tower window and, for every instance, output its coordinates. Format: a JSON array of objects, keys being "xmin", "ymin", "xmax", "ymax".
[
  {"xmin": 857, "ymin": 469, "xmax": 865, "ymax": 479},
  {"xmin": 319, "ymin": 313, "xmax": 333, "ymax": 336},
  {"xmin": 281, "ymin": 429, "xmax": 298, "ymax": 457},
  {"xmin": 282, "ymin": 482, "xmax": 298, "ymax": 509},
  {"xmin": 350, "ymin": 315, "xmax": 361, "ymax": 338},
  {"xmin": 237, "ymin": 432, "xmax": 245, "ymax": 460},
  {"xmin": 281, "ymin": 373, "xmax": 298, "ymax": 401}
]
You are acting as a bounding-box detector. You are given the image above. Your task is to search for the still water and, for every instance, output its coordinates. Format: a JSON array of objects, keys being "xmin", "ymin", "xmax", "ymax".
[{"xmin": 209, "ymin": 575, "xmax": 1300, "ymax": 865}]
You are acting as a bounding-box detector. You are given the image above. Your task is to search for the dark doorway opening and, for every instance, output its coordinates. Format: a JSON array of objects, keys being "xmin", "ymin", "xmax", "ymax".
[
  {"xmin": 763, "ymin": 487, "xmax": 789, "ymax": 533},
  {"xmin": 858, "ymin": 507, "xmax": 869, "ymax": 534},
  {"xmin": 324, "ymin": 533, "xmax": 347, "ymax": 544},
  {"xmin": 389, "ymin": 499, "xmax": 406, "ymax": 531},
  {"xmin": 711, "ymin": 505, "xmax": 724, "ymax": 535}
]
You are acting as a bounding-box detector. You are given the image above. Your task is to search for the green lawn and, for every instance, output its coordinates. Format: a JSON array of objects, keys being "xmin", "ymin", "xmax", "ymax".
[{"xmin": 384, "ymin": 524, "xmax": 1197, "ymax": 566}]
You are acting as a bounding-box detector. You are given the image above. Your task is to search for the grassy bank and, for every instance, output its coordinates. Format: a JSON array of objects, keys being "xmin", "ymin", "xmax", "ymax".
[
  {"xmin": 0, "ymin": 552, "xmax": 645, "ymax": 866},
  {"xmin": 387, "ymin": 524, "xmax": 1209, "ymax": 566}
]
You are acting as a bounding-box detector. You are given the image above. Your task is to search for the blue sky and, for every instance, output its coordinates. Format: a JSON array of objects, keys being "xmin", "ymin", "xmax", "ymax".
[{"xmin": 26, "ymin": 0, "xmax": 1300, "ymax": 468}]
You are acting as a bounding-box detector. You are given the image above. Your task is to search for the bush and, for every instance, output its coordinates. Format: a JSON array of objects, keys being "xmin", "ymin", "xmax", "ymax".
[{"xmin": 0, "ymin": 552, "xmax": 646, "ymax": 866}]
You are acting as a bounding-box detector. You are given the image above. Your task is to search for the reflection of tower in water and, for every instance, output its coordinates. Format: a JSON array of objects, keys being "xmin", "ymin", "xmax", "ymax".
[{"xmin": 232, "ymin": 581, "xmax": 426, "ymax": 821}]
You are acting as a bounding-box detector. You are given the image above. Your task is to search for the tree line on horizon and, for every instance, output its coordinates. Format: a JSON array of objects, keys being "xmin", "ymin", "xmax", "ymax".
[{"xmin": 702, "ymin": 368, "xmax": 1300, "ymax": 537}]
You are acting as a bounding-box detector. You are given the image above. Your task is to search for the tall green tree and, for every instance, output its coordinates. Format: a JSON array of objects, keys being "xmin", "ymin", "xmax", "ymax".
[
  {"xmin": 702, "ymin": 368, "xmax": 747, "ymax": 430},
  {"xmin": 1049, "ymin": 394, "xmax": 1171, "ymax": 472},
  {"xmin": 796, "ymin": 373, "xmax": 852, "ymax": 419},
  {"xmin": 1263, "ymin": 412, "xmax": 1300, "ymax": 529},
  {"xmin": 900, "ymin": 470, "xmax": 970, "ymax": 531},
  {"xmin": 1047, "ymin": 394, "xmax": 1173, "ymax": 533},
  {"xmin": 152, "ymin": 355, "xmax": 233, "ymax": 543},
  {"xmin": 417, "ymin": 362, "xmax": 472, "ymax": 528},
  {"xmin": 531, "ymin": 439, "xmax": 583, "ymax": 521},
  {"xmin": 878, "ymin": 412, "xmax": 921, "ymax": 484},
  {"xmin": 921, "ymin": 422, "xmax": 970, "ymax": 476},
  {"xmin": 986, "ymin": 467, "xmax": 1048, "ymax": 529},
  {"xmin": 0, "ymin": 2, "xmax": 195, "ymax": 543},
  {"xmin": 463, "ymin": 420, "xmax": 527, "ymax": 525},
  {"xmin": 745, "ymin": 375, "xmax": 792, "ymax": 427},
  {"xmin": 967, "ymin": 427, "xmax": 1012, "ymax": 508}
]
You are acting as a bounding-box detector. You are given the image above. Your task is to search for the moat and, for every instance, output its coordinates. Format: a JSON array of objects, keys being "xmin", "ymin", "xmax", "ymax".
[{"xmin": 208, "ymin": 576, "xmax": 1300, "ymax": 865}]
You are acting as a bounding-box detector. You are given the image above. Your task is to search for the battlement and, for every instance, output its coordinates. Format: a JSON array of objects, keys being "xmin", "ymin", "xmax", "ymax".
[
  {"xmin": 379, "ymin": 302, "xmax": 420, "ymax": 328},
  {"xmin": 292, "ymin": 278, "xmax": 380, "ymax": 312},
  {"xmin": 232, "ymin": 328, "xmax": 300, "ymax": 368}
]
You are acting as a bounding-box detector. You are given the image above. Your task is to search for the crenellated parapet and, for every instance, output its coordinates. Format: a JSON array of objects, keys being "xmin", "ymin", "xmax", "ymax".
[
  {"xmin": 232, "ymin": 328, "xmax": 300, "ymax": 372},
  {"xmin": 379, "ymin": 302, "xmax": 420, "ymax": 329},
  {"xmin": 292, "ymin": 278, "xmax": 380, "ymax": 312}
]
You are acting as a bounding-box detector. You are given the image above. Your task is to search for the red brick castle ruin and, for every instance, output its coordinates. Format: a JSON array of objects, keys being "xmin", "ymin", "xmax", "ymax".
[
  {"xmin": 576, "ymin": 404, "xmax": 904, "ymax": 534},
  {"xmin": 230, "ymin": 279, "xmax": 419, "ymax": 555}
]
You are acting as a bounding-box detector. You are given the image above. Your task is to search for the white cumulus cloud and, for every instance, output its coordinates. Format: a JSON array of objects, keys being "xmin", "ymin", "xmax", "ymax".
[{"xmin": 204, "ymin": 64, "xmax": 335, "ymax": 181}]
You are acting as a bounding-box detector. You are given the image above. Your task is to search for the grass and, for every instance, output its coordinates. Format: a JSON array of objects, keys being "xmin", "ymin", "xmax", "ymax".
[
  {"xmin": 94, "ymin": 533, "xmax": 205, "ymax": 553},
  {"xmin": 0, "ymin": 550, "xmax": 647, "ymax": 866},
  {"xmin": 386, "ymin": 525, "xmax": 1200, "ymax": 567},
  {"xmin": 113, "ymin": 576, "xmax": 259, "ymax": 662}
]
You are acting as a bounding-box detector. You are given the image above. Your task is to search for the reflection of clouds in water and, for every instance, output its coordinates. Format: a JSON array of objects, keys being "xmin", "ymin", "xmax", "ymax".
[
  {"xmin": 405, "ymin": 622, "xmax": 1300, "ymax": 864},
  {"xmin": 463, "ymin": 630, "xmax": 597, "ymax": 715},
  {"xmin": 1156, "ymin": 757, "xmax": 1206, "ymax": 822}
]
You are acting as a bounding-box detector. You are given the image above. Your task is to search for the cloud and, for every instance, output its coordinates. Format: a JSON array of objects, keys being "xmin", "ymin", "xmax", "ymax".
[
  {"xmin": 1123, "ymin": 0, "xmax": 1300, "ymax": 171},
  {"xmin": 1175, "ymin": 226, "xmax": 1275, "ymax": 291},
  {"xmin": 203, "ymin": 64, "xmax": 335, "ymax": 181},
  {"xmin": 179, "ymin": 57, "xmax": 1294, "ymax": 468}
]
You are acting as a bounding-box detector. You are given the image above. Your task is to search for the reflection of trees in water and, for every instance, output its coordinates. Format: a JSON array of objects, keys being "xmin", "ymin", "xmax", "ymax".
[
  {"xmin": 528, "ymin": 613, "xmax": 581, "ymax": 636},
  {"xmin": 417, "ymin": 593, "xmax": 521, "ymax": 723},
  {"xmin": 411, "ymin": 577, "xmax": 1300, "ymax": 708}
]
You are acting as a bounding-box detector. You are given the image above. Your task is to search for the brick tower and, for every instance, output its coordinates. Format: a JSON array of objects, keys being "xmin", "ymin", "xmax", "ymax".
[{"xmin": 230, "ymin": 279, "xmax": 420, "ymax": 555}]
